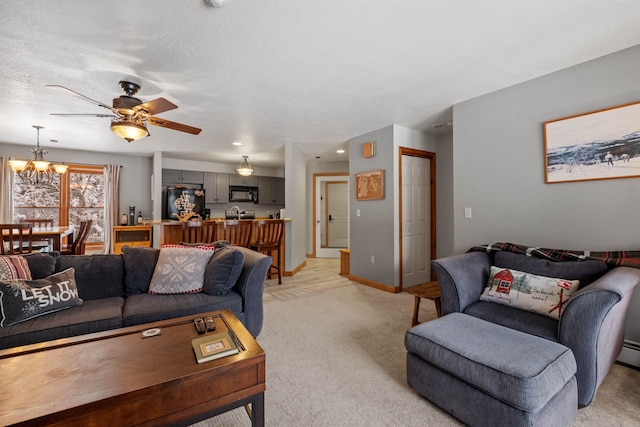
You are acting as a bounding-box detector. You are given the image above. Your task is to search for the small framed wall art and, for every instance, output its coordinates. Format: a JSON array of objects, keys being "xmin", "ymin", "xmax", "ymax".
[
  {"xmin": 356, "ymin": 169, "xmax": 384, "ymax": 200},
  {"xmin": 544, "ymin": 101, "xmax": 640, "ymax": 184}
]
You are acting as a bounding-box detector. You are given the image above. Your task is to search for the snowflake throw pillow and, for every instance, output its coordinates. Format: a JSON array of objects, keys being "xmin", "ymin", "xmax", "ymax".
[{"xmin": 148, "ymin": 244, "xmax": 216, "ymax": 295}]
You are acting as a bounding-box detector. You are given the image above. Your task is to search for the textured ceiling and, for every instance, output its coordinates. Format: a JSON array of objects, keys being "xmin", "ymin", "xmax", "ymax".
[{"xmin": 1, "ymin": 0, "xmax": 640, "ymax": 168}]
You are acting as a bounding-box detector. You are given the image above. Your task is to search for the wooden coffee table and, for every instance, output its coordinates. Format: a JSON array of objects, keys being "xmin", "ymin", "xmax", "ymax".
[{"xmin": 0, "ymin": 309, "xmax": 265, "ymax": 427}]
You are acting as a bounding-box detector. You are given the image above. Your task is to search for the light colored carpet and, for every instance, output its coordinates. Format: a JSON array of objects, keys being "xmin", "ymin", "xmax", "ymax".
[{"xmin": 193, "ymin": 258, "xmax": 640, "ymax": 427}]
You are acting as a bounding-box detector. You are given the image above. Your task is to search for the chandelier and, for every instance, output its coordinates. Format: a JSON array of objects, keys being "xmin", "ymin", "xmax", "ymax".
[
  {"xmin": 9, "ymin": 125, "xmax": 68, "ymax": 186},
  {"xmin": 235, "ymin": 156, "xmax": 254, "ymax": 176}
]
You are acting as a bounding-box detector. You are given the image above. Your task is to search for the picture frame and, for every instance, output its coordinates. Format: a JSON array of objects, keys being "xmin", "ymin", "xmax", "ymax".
[
  {"xmin": 544, "ymin": 101, "xmax": 640, "ymax": 184},
  {"xmin": 356, "ymin": 169, "xmax": 384, "ymax": 200}
]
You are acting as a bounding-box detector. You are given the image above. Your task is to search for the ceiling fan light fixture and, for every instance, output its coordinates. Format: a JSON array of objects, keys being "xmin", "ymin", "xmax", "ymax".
[
  {"xmin": 236, "ymin": 156, "xmax": 254, "ymax": 176},
  {"xmin": 110, "ymin": 120, "xmax": 149, "ymax": 142}
]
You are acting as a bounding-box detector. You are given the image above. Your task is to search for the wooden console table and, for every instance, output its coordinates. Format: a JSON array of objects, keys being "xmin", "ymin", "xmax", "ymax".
[{"xmin": 112, "ymin": 225, "xmax": 152, "ymax": 254}]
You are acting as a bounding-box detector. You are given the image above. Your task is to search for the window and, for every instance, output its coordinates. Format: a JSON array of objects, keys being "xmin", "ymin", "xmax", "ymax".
[{"xmin": 13, "ymin": 164, "xmax": 105, "ymax": 248}]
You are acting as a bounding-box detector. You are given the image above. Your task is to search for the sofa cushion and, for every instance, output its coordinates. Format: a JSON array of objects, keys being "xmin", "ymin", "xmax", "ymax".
[
  {"xmin": 122, "ymin": 291, "xmax": 243, "ymax": 326},
  {"xmin": 465, "ymin": 301, "xmax": 559, "ymax": 341},
  {"xmin": 481, "ymin": 266, "xmax": 579, "ymax": 319},
  {"xmin": 0, "ymin": 297, "xmax": 124, "ymax": 350},
  {"xmin": 58, "ymin": 254, "xmax": 125, "ymax": 301},
  {"xmin": 203, "ymin": 245, "xmax": 245, "ymax": 296},
  {"xmin": 122, "ymin": 246, "xmax": 160, "ymax": 295},
  {"xmin": 494, "ymin": 251, "xmax": 607, "ymax": 287},
  {"xmin": 148, "ymin": 245, "xmax": 216, "ymax": 295},
  {"xmin": 0, "ymin": 268, "xmax": 82, "ymax": 327},
  {"xmin": 0, "ymin": 255, "xmax": 32, "ymax": 280},
  {"xmin": 22, "ymin": 252, "xmax": 57, "ymax": 279}
]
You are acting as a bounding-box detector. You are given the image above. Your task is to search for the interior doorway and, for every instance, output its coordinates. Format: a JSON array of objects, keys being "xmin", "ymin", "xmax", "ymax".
[
  {"xmin": 314, "ymin": 173, "xmax": 349, "ymax": 258},
  {"xmin": 399, "ymin": 148, "xmax": 436, "ymax": 289}
]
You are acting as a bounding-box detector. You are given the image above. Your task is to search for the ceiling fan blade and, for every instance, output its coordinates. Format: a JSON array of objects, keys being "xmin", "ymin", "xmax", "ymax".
[
  {"xmin": 46, "ymin": 85, "xmax": 114, "ymax": 111},
  {"xmin": 147, "ymin": 117, "xmax": 202, "ymax": 135},
  {"xmin": 133, "ymin": 98, "xmax": 177, "ymax": 116},
  {"xmin": 50, "ymin": 113, "xmax": 117, "ymax": 118}
]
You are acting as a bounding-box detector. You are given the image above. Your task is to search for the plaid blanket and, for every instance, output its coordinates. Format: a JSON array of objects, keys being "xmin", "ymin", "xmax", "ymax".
[{"xmin": 467, "ymin": 242, "xmax": 640, "ymax": 269}]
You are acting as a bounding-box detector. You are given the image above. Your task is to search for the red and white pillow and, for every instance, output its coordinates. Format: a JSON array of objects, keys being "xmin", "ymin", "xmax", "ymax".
[
  {"xmin": 0, "ymin": 256, "xmax": 32, "ymax": 281},
  {"xmin": 480, "ymin": 266, "xmax": 580, "ymax": 320}
]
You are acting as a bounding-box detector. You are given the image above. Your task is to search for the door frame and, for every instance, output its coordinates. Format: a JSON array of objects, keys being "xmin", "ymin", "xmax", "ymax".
[
  {"xmin": 398, "ymin": 147, "xmax": 436, "ymax": 290},
  {"xmin": 313, "ymin": 172, "xmax": 349, "ymax": 258}
]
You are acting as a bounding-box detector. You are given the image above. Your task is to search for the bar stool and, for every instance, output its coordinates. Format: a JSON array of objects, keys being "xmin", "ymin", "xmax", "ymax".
[
  {"xmin": 250, "ymin": 219, "xmax": 284, "ymax": 284},
  {"xmin": 221, "ymin": 220, "xmax": 253, "ymax": 247},
  {"xmin": 200, "ymin": 220, "xmax": 217, "ymax": 243}
]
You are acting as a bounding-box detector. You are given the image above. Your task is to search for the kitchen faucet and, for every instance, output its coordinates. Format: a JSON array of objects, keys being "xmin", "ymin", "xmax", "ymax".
[{"xmin": 230, "ymin": 206, "xmax": 241, "ymax": 214}]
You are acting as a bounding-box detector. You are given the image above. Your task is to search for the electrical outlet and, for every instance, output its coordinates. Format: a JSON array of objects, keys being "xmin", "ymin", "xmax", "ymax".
[
  {"xmin": 357, "ymin": 209, "xmax": 361, "ymax": 217},
  {"xmin": 370, "ymin": 255, "xmax": 375, "ymax": 264},
  {"xmin": 464, "ymin": 207, "xmax": 472, "ymax": 219}
]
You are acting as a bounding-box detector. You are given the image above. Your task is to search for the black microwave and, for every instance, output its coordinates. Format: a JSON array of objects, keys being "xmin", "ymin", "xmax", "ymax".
[{"xmin": 229, "ymin": 185, "xmax": 258, "ymax": 203}]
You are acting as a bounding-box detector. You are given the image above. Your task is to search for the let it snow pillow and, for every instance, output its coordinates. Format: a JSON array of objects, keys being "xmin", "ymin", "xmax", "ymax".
[
  {"xmin": 0, "ymin": 268, "xmax": 82, "ymax": 327},
  {"xmin": 480, "ymin": 266, "xmax": 579, "ymax": 320},
  {"xmin": 148, "ymin": 244, "xmax": 216, "ymax": 294}
]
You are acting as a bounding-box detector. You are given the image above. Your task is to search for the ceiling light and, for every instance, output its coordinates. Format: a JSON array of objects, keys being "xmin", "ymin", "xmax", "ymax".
[
  {"xmin": 232, "ymin": 141, "xmax": 243, "ymax": 146},
  {"xmin": 9, "ymin": 125, "xmax": 67, "ymax": 186},
  {"xmin": 236, "ymin": 156, "xmax": 254, "ymax": 176},
  {"xmin": 110, "ymin": 120, "xmax": 149, "ymax": 142},
  {"xmin": 336, "ymin": 149, "xmax": 345, "ymax": 154}
]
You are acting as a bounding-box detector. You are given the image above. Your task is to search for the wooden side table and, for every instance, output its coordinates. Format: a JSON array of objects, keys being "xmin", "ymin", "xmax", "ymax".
[{"xmin": 405, "ymin": 281, "xmax": 441, "ymax": 326}]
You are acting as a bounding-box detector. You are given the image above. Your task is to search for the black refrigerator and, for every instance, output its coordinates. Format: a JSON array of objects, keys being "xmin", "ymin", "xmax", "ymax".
[{"xmin": 165, "ymin": 187, "xmax": 206, "ymax": 220}]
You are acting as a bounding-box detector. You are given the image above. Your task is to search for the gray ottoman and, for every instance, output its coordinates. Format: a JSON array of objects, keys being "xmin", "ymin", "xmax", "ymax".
[{"xmin": 405, "ymin": 313, "xmax": 577, "ymax": 427}]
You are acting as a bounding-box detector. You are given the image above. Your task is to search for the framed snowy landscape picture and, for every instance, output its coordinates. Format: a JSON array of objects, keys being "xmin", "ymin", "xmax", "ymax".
[{"xmin": 544, "ymin": 101, "xmax": 640, "ymax": 183}]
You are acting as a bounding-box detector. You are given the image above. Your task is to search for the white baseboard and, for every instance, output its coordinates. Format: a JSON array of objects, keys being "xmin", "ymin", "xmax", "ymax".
[{"xmin": 617, "ymin": 340, "xmax": 640, "ymax": 368}]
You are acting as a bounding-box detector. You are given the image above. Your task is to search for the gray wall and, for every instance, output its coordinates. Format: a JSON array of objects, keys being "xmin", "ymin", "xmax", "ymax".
[
  {"xmin": 452, "ymin": 44, "xmax": 640, "ymax": 253},
  {"xmin": 435, "ymin": 132, "xmax": 454, "ymax": 258},
  {"xmin": 0, "ymin": 142, "xmax": 153, "ymax": 219},
  {"xmin": 348, "ymin": 125, "xmax": 438, "ymax": 287},
  {"xmin": 285, "ymin": 143, "xmax": 307, "ymax": 272},
  {"xmin": 349, "ymin": 125, "xmax": 395, "ymax": 284}
]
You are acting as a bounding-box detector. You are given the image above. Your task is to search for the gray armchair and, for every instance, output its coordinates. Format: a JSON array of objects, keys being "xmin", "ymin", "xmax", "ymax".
[{"xmin": 432, "ymin": 251, "xmax": 640, "ymax": 406}]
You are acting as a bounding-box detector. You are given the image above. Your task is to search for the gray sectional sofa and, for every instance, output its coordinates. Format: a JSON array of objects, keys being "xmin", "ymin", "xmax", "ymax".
[{"xmin": 0, "ymin": 244, "xmax": 272, "ymax": 350}]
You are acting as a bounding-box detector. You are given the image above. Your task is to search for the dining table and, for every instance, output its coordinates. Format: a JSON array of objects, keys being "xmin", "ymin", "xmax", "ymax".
[{"xmin": 30, "ymin": 225, "xmax": 75, "ymax": 251}]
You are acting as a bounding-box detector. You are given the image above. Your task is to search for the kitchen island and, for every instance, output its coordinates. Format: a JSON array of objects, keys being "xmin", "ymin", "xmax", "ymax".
[{"xmin": 161, "ymin": 219, "xmax": 288, "ymax": 281}]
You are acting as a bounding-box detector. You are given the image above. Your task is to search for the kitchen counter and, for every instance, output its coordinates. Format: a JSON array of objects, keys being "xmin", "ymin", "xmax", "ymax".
[{"xmin": 160, "ymin": 219, "xmax": 289, "ymax": 280}]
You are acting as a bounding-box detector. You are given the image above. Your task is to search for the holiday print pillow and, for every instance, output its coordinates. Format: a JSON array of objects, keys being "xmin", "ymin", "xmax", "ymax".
[
  {"xmin": 148, "ymin": 244, "xmax": 216, "ymax": 294},
  {"xmin": 480, "ymin": 266, "xmax": 579, "ymax": 320}
]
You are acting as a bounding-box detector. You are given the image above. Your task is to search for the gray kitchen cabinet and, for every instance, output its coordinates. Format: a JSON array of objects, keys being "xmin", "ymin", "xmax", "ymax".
[
  {"xmin": 203, "ymin": 172, "xmax": 229, "ymax": 204},
  {"xmin": 229, "ymin": 174, "xmax": 258, "ymax": 187},
  {"xmin": 258, "ymin": 176, "xmax": 285, "ymax": 205},
  {"xmin": 162, "ymin": 169, "xmax": 204, "ymax": 184}
]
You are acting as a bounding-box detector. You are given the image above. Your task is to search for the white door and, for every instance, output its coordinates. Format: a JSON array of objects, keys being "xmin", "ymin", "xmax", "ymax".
[
  {"xmin": 315, "ymin": 174, "xmax": 349, "ymax": 258},
  {"xmin": 327, "ymin": 182, "xmax": 348, "ymax": 248},
  {"xmin": 402, "ymin": 155, "xmax": 431, "ymax": 287}
]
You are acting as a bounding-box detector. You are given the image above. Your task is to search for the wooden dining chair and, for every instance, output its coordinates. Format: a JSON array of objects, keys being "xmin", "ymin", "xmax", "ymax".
[
  {"xmin": 250, "ymin": 219, "xmax": 284, "ymax": 284},
  {"xmin": 23, "ymin": 218, "xmax": 55, "ymax": 251},
  {"xmin": 0, "ymin": 223, "xmax": 34, "ymax": 255},
  {"xmin": 221, "ymin": 220, "xmax": 253, "ymax": 248},
  {"xmin": 61, "ymin": 220, "xmax": 92, "ymax": 255}
]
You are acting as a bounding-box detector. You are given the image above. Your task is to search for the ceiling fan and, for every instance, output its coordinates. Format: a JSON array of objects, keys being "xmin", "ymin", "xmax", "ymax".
[{"xmin": 47, "ymin": 81, "xmax": 202, "ymax": 142}]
